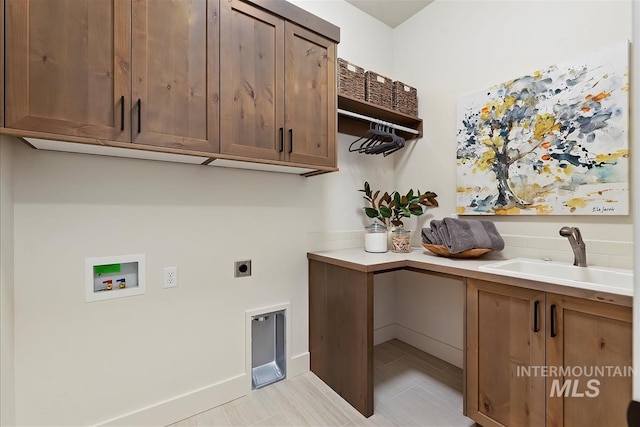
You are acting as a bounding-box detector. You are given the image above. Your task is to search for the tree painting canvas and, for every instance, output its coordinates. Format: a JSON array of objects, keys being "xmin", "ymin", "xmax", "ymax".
[{"xmin": 456, "ymin": 42, "xmax": 629, "ymax": 215}]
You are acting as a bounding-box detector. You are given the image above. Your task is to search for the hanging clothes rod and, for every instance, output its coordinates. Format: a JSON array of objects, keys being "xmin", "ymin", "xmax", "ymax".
[{"xmin": 337, "ymin": 108, "xmax": 421, "ymax": 136}]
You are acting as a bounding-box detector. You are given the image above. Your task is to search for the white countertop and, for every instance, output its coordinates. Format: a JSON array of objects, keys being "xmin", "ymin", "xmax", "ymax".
[{"xmin": 308, "ymin": 247, "xmax": 633, "ymax": 303}]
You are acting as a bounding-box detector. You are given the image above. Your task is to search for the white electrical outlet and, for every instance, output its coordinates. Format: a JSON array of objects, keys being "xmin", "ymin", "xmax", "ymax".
[{"xmin": 163, "ymin": 267, "xmax": 178, "ymax": 288}]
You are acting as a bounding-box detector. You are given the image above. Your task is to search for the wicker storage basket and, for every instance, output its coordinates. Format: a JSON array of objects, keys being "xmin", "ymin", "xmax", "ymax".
[
  {"xmin": 393, "ymin": 81, "xmax": 418, "ymax": 117},
  {"xmin": 365, "ymin": 71, "xmax": 393, "ymax": 109},
  {"xmin": 337, "ymin": 58, "xmax": 365, "ymax": 100}
]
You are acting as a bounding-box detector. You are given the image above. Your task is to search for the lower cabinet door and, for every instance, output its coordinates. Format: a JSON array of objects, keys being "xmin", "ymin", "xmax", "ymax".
[
  {"xmin": 545, "ymin": 293, "xmax": 632, "ymax": 427},
  {"xmin": 466, "ymin": 279, "xmax": 546, "ymax": 427}
]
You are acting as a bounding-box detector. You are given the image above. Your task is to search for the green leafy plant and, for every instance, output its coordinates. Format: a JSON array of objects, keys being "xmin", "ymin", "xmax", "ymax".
[{"xmin": 360, "ymin": 181, "xmax": 438, "ymax": 227}]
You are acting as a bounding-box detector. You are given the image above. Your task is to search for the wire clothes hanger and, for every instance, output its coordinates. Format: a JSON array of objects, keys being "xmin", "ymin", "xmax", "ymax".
[
  {"xmin": 339, "ymin": 108, "xmax": 415, "ymax": 156},
  {"xmin": 348, "ymin": 122, "xmax": 405, "ymax": 157}
]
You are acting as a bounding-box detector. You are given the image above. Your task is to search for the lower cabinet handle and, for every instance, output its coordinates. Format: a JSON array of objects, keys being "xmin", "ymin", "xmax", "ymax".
[
  {"xmin": 533, "ymin": 300, "xmax": 540, "ymax": 333},
  {"xmin": 550, "ymin": 304, "xmax": 557, "ymax": 337},
  {"xmin": 289, "ymin": 129, "xmax": 293, "ymax": 154},
  {"xmin": 279, "ymin": 128, "xmax": 284, "ymax": 153},
  {"xmin": 137, "ymin": 99, "xmax": 141, "ymax": 133},
  {"xmin": 120, "ymin": 95, "xmax": 125, "ymax": 131}
]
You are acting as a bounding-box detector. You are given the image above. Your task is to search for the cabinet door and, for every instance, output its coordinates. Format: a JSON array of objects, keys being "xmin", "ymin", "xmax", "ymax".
[
  {"xmin": 546, "ymin": 294, "xmax": 631, "ymax": 427},
  {"xmin": 284, "ymin": 23, "xmax": 336, "ymax": 167},
  {"xmin": 5, "ymin": 0, "xmax": 131, "ymax": 141},
  {"xmin": 466, "ymin": 279, "xmax": 545, "ymax": 427},
  {"xmin": 219, "ymin": 0, "xmax": 284, "ymax": 161},
  {"xmin": 132, "ymin": 0, "xmax": 218, "ymax": 153}
]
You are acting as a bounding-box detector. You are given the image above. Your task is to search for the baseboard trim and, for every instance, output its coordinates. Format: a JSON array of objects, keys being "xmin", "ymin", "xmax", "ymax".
[
  {"xmin": 96, "ymin": 351, "xmax": 308, "ymax": 425},
  {"xmin": 95, "ymin": 373, "xmax": 247, "ymax": 427},
  {"xmin": 394, "ymin": 324, "xmax": 463, "ymax": 368},
  {"xmin": 374, "ymin": 324, "xmax": 395, "ymax": 346},
  {"xmin": 289, "ymin": 351, "xmax": 310, "ymax": 377},
  {"xmin": 93, "ymin": 326, "xmax": 459, "ymax": 425}
]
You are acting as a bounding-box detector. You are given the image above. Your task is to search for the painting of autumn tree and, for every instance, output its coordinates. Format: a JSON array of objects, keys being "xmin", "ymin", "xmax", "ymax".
[{"xmin": 457, "ymin": 43, "xmax": 629, "ymax": 215}]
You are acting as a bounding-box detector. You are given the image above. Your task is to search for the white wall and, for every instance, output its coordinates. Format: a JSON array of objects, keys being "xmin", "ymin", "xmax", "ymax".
[
  {"xmin": 395, "ymin": 271, "xmax": 465, "ymax": 367},
  {"xmin": 632, "ymin": 0, "xmax": 640, "ymax": 402},
  {"xmin": 390, "ymin": 0, "xmax": 633, "ymax": 367},
  {"xmin": 8, "ymin": 2, "xmax": 396, "ymax": 425},
  {"xmin": 289, "ymin": 0, "xmax": 395, "ymax": 78},
  {"xmin": 0, "ymin": 136, "xmax": 16, "ymax": 426},
  {"xmin": 373, "ymin": 272, "xmax": 396, "ymax": 345},
  {"xmin": 393, "ymin": 0, "xmax": 633, "ymax": 240}
]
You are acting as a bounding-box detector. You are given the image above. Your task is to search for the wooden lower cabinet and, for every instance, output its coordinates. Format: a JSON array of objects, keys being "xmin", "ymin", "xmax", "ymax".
[
  {"xmin": 467, "ymin": 279, "xmax": 546, "ymax": 427},
  {"xmin": 545, "ymin": 293, "xmax": 632, "ymax": 427},
  {"xmin": 466, "ymin": 279, "xmax": 632, "ymax": 427}
]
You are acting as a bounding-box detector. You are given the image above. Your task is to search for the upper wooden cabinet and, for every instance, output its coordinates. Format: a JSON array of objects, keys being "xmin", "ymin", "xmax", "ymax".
[
  {"xmin": 5, "ymin": 0, "xmax": 218, "ymax": 153},
  {"xmin": 5, "ymin": 0, "xmax": 131, "ymax": 141},
  {"xmin": 3, "ymin": 0, "xmax": 339, "ymax": 172},
  {"xmin": 219, "ymin": 0, "xmax": 284, "ymax": 161},
  {"xmin": 219, "ymin": 0, "xmax": 336, "ymax": 168},
  {"xmin": 467, "ymin": 278, "xmax": 632, "ymax": 427},
  {"xmin": 132, "ymin": 0, "xmax": 218, "ymax": 153},
  {"xmin": 285, "ymin": 23, "xmax": 336, "ymax": 167}
]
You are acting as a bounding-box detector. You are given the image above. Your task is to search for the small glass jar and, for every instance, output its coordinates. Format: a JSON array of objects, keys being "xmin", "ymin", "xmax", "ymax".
[
  {"xmin": 364, "ymin": 223, "xmax": 388, "ymax": 253},
  {"xmin": 391, "ymin": 227, "xmax": 411, "ymax": 253}
]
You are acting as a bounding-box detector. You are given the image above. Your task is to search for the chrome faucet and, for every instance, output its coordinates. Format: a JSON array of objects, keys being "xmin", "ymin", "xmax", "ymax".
[{"xmin": 559, "ymin": 226, "xmax": 587, "ymax": 267}]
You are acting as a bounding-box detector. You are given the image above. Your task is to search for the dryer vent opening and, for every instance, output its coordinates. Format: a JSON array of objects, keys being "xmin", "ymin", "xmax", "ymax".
[{"xmin": 251, "ymin": 310, "xmax": 286, "ymax": 389}]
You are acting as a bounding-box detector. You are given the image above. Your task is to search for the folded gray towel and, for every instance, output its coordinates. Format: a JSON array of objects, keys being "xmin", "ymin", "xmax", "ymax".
[
  {"xmin": 430, "ymin": 220, "xmax": 443, "ymax": 244},
  {"xmin": 440, "ymin": 218, "xmax": 504, "ymax": 253},
  {"xmin": 421, "ymin": 228, "xmax": 438, "ymax": 244},
  {"xmin": 421, "ymin": 220, "xmax": 443, "ymax": 245},
  {"xmin": 422, "ymin": 218, "xmax": 504, "ymax": 253}
]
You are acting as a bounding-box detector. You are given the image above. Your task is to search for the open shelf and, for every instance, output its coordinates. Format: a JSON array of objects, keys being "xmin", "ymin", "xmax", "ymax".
[{"xmin": 337, "ymin": 94, "xmax": 423, "ymax": 141}]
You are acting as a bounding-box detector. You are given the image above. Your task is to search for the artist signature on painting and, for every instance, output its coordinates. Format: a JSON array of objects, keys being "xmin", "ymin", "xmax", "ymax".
[{"xmin": 592, "ymin": 206, "xmax": 615, "ymax": 213}]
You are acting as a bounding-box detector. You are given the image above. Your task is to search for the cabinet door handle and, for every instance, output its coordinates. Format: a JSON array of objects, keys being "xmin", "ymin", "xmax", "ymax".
[
  {"xmin": 533, "ymin": 300, "xmax": 540, "ymax": 333},
  {"xmin": 137, "ymin": 99, "xmax": 141, "ymax": 133},
  {"xmin": 289, "ymin": 129, "xmax": 293, "ymax": 154},
  {"xmin": 279, "ymin": 127, "xmax": 284, "ymax": 153},
  {"xmin": 550, "ymin": 304, "xmax": 557, "ymax": 337},
  {"xmin": 120, "ymin": 96, "xmax": 125, "ymax": 131}
]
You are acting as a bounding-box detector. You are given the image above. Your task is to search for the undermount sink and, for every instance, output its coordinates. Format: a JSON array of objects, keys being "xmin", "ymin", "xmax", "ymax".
[{"xmin": 479, "ymin": 258, "xmax": 633, "ymax": 296}]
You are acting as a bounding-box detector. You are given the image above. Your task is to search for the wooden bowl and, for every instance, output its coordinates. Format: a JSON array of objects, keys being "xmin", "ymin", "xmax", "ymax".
[{"xmin": 422, "ymin": 244, "xmax": 492, "ymax": 258}]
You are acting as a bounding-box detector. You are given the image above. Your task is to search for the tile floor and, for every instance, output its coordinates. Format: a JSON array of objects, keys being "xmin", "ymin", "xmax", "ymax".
[{"xmin": 170, "ymin": 339, "xmax": 475, "ymax": 426}]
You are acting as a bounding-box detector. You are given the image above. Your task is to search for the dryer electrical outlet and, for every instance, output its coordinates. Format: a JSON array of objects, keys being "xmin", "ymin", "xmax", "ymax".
[{"xmin": 235, "ymin": 260, "xmax": 252, "ymax": 278}]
